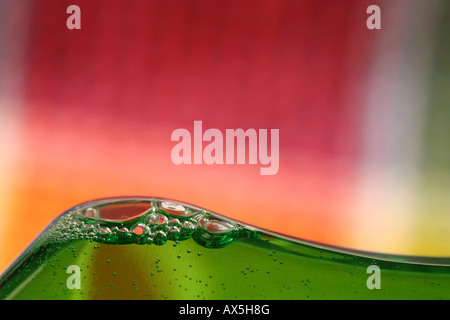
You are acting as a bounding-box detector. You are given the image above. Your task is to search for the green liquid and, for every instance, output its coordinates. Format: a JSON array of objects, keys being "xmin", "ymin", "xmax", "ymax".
[{"xmin": 0, "ymin": 198, "xmax": 449, "ymax": 300}]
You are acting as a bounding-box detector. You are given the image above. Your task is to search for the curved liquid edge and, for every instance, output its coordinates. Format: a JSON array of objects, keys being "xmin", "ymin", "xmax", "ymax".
[{"xmin": 1, "ymin": 195, "xmax": 449, "ymax": 280}]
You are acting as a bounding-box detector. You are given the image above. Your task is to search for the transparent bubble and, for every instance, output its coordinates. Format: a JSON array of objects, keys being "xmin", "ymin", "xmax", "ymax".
[
  {"xmin": 148, "ymin": 213, "xmax": 168, "ymax": 227},
  {"xmin": 199, "ymin": 218, "xmax": 234, "ymax": 233},
  {"xmin": 153, "ymin": 230, "xmax": 167, "ymax": 246},
  {"xmin": 179, "ymin": 220, "xmax": 197, "ymax": 240},
  {"xmin": 111, "ymin": 226, "xmax": 120, "ymax": 234},
  {"xmin": 167, "ymin": 226, "xmax": 181, "ymax": 241},
  {"xmin": 117, "ymin": 227, "xmax": 133, "ymax": 241},
  {"xmin": 131, "ymin": 223, "xmax": 150, "ymax": 236},
  {"xmin": 193, "ymin": 216, "xmax": 238, "ymax": 248},
  {"xmin": 160, "ymin": 200, "xmax": 202, "ymax": 218},
  {"xmin": 84, "ymin": 207, "xmax": 99, "ymax": 218},
  {"xmin": 168, "ymin": 218, "xmax": 181, "ymax": 227},
  {"xmin": 161, "ymin": 201, "xmax": 186, "ymax": 216},
  {"xmin": 83, "ymin": 224, "xmax": 95, "ymax": 232}
]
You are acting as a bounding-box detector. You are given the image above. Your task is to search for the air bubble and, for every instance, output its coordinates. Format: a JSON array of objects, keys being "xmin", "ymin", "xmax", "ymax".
[
  {"xmin": 200, "ymin": 218, "xmax": 234, "ymax": 233},
  {"xmin": 167, "ymin": 226, "xmax": 181, "ymax": 241},
  {"xmin": 131, "ymin": 223, "xmax": 150, "ymax": 236},
  {"xmin": 161, "ymin": 201, "xmax": 186, "ymax": 216},
  {"xmin": 160, "ymin": 200, "xmax": 202, "ymax": 218},
  {"xmin": 153, "ymin": 230, "xmax": 167, "ymax": 246},
  {"xmin": 182, "ymin": 220, "xmax": 196, "ymax": 230},
  {"xmin": 84, "ymin": 207, "xmax": 99, "ymax": 218},
  {"xmin": 148, "ymin": 213, "xmax": 168, "ymax": 231},
  {"xmin": 168, "ymin": 218, "xmax": 181, "ymax": 227},
  {"xmin": 179, "ymin": 220, "xmax": 197, "ymax": 240},
  {"xmin": 193, "ymin": 217, "xmax": 238, "ymax": 248},
  {"xmin": 115, "ymin": 227, "xmax": 132, "ymax": 242},
  {"xmin": 83, "ymin": 224, "xmax": 95, "ymax": 232},
  {"xmin": 111, "ymin": 226, "xmax": 120, "ymax": 234}
]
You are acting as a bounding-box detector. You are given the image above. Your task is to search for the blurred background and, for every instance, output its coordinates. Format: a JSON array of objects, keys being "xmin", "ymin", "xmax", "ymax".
[{"xmin": 0, "ymin": 0, "xmax": 449, "ymax": 274}]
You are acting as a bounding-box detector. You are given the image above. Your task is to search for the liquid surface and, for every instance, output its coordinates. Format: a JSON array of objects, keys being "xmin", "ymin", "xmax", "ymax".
[{"xmin": 0, "ymin": 198, "xmax": 449, "ymax": 300}]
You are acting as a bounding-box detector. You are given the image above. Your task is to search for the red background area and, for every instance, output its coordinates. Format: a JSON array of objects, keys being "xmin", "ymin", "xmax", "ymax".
[{"xmin": 2, "ymin": 0, "xmax": 389, "ymax": 273}]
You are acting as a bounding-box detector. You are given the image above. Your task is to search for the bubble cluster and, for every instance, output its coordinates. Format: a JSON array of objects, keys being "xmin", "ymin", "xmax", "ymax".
[{"xmin": 45, "ymin": 199, "xmax": 260, "ymax": 248}]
